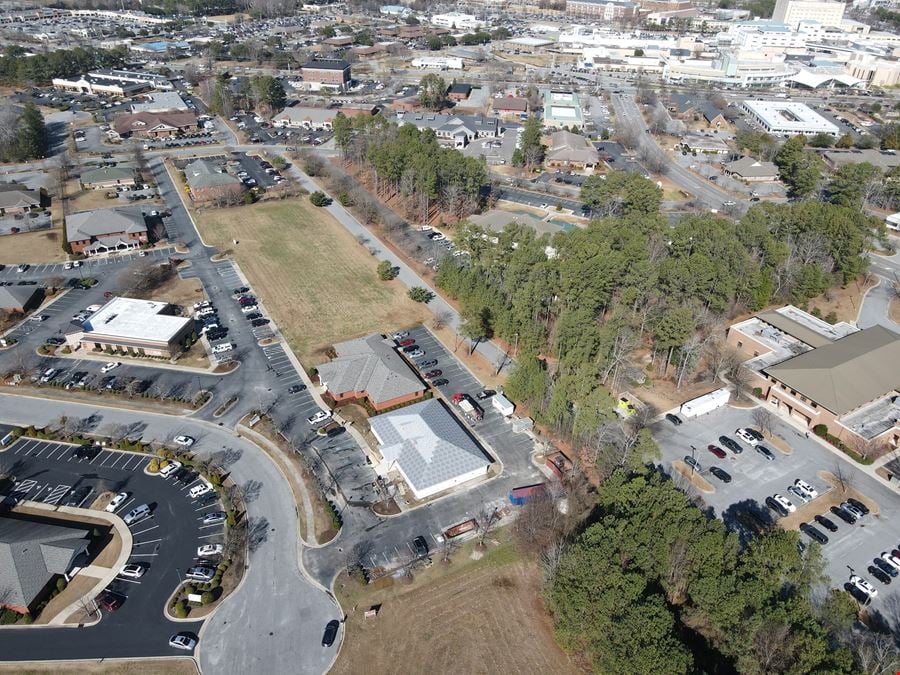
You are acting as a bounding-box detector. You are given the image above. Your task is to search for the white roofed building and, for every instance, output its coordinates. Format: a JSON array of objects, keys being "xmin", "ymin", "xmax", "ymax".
[{"xmin": 741, "ymin": 99, "xmax": 840, "ymax": 136}]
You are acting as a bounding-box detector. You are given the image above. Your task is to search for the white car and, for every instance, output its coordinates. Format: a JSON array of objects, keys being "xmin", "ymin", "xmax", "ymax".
[
  {"xmin": 100, "ymin": 362, "xmax": 120, "ymax": 374},
  {"xmin": 158, "ymin": 460, "xmax": 182, "ymax": 478},
  {"xmin": 793, "ymin": 479, "xmax": 818, "ymax": 499},
  {"xmin": 772, "ymin": 493, "xmax": 796, "ymax": 513},
  {"xmin": 881, "ymin": 553, "xmax": 900, "ymax": 571},
  {"xmin": 850, "ymin": 574, "xmax": 879, "ymax": 598},
  {"xmin": 120, "ymin": 563, "xmax": 146, "ymax": 579},
  {"xmin": 787, "ymin": 485, "xmax": 810, "ymax": 504},
  {"xmin": 185, "ymin": 566, "xmax": 216, "ymax": 581},
  {"xmin": 64, "ymin": 261, "xmax": 73, "ymax": 270},
  {"xmin": 211, "ymin": 343, "xmax": 233, "ymax": 354},
  {"xmin": 391, "ymin": 331, "xmax": 409, "ymax": 341},
  {"xmin": 198, "ymin": 543, "xmax": 224, "ymax": 558},
  {"xmin": 123, "ymin": 503, "xmax": 151, "ymax": 525},
  {"xmin": 307, "ymin": 410, "xmax": 333, "ymax": 425},
  {"xmin": 173, "ymin": 435, "xmax": 195, "ymax": 447},
  {"xmin": 189, "ymin": 482, "xmax": 213, "ymax": 499},
  {"xmin": 169, "ymin": 633, "xmax": 197, "ymax": 651},
  {"xmin": 105, "ymin": 491, "xmax": 128, "ymax": 512},
  {"xmin": 39, "ymin": 368, "xmax": 58, "ymax": 383},
  {"xmin": 241, "ymin": 304, "xmax": 259, "ymax": 314},
  {"xmin": 735, "ymin": 428, "xmax": 760, "ymax": 446}
]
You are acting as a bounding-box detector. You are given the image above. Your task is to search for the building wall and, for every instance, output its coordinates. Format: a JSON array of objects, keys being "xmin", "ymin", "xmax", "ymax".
[
  {"xmin": 192, "ymin": 183, "xmax": 245, "ymax": 204},
  {"xmin": 69, "ymin": 229, "xmax": 147, "ymax": 255},
  {"xmin": 75, "ymin": 323, "xmax": 192, "ymax": 358},
  {"xmin": 398, "ymin": 462, "xmax": 489, "ymax": 500},
  {"xmin": 330, "ymin": 388, "xmax": 425, "ymax": 411},
  {"xmin": 302, "ymin": 67, "xmax": 351, "ymax": 86}
]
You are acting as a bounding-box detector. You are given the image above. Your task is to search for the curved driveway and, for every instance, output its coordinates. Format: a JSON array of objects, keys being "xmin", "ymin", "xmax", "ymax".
[{"xmin": 0, "ymin": 393, "xmax": 340, "ymax": 675}]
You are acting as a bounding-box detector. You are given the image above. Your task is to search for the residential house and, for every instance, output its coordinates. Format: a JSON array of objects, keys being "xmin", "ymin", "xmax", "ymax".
[
  {"xmin": 317, "ymin": 334, "xmax": 426, "ymax": 411},
  {"xmin": 112, "ymin": 110, "xmax": 198, "ymax": 139},
  {"xmin": 80, "ymin": 166, "xmax": 136, "ymax": 190},
  {"xmin": 65, "ymin": 208, "xmax": 148, "ymax": 256},
  {"xmin": 183, "ymin": 159, "xmax": 245, "ymax": 205},
  {"xmin": 0, "ymin": 516, "xmax": 90, "ymax": 614},
  {"xmin": 723, "ymin": 156, "xmax": 779, "ymax": 182},
  {"xmin": 0, "ymin": 183, "xmax": 43, "ymax": 215},
  {"xmin": 667, "ymin": 92, "xmax": 699, "ymax": 119},
  {"xmin": 546, "ymin": 130, "xmax": 600, "ymax": 170},
  {"xmin": 700, "ymin": 101, "xmax": 727, "ymax": 128}
]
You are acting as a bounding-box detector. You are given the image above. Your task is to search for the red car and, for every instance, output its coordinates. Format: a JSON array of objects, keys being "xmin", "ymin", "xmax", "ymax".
[
  {"xmin": 397, "ymin": 338, "xmax": 415, "ymax": 347},
  {"xmin": 707, "ymin": 444, "xmax": 727, "ymax": 459},
  {"xmin": 104, "ymin": 291, "xmax": 114, "ymax": 299},
  {"xmin": 96, "ymin": 590, "xmax": 125, "ymax": 612},
  {"xmin": 451, "ymin": 392, "xmax": 466, "ymax": 403},
  {"xmin": 238, "ymin": 296, "xmax": 256, "ymax": 306},
  {"xmin": 424, "ymin": 369, "xmax": 442, "ymax": 380}
]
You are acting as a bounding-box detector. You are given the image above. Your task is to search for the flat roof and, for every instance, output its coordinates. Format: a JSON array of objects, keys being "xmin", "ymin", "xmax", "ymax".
[
  {"xmin": 757, "ymin": 305, "xmax": 856, "ymax": 348},
  {"xmin": 741, "ymin": 100, "xmax": 839, "ymax": 134},
  {"xmin": 82, "ymin": 296, "xmax": 191, "ymax": 343}
]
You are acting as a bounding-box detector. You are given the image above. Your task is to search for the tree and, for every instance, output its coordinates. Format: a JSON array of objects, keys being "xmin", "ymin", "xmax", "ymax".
[
  {"xmin": 581, "ymin": 170, "xmax": 662, "ymax": 217},
  {"xmin": 376, "ymin": 259, "xmax": 397, "ymax": 280},
  {"xmin": 519, "ymin": 115, "xmax": 544, "ymax": 170},
  {"xmin": 418, "ymin": 73, "xmax": 447, "ymax": 110},
  {"xmin": 835, "ymin": 133, "xmax": 854, "ymax": 149},
  {"xmin": 14, "ymin": 103, "xmax": 48, "ymax": 161},
  {"xmin": 751, "ymin": 407, "xmax": 774, "ymax": 437},
  {"xmin": 881, "ymin": 123, "xmax": 900, "ymax": 151},
  {"xmin": 826, "ymin": 162, "xmax": 881, "ymax": 208},
  {"xmin": 774, "ymin": 135, "xmax": 823, "ymax": 199},
  {"xmin": 407, "ymin": 286, "xmax": 434, "ymax": 303},
  {"xmin": 309, "ymin": 191, "xmax": 332, "ymax": 207},
  {"xmin": 808, "ymin": 132, "xmax": 834, "ymax": 148}
]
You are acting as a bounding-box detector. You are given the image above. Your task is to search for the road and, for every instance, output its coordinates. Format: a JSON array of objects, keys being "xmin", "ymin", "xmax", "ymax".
[
  {"xmin": 609, "ymin": 93, "xmax": 741, "ymax": 210},
  {"xmin": 0, "ymin": 394, "xmax": 342, "ymax": 675}
]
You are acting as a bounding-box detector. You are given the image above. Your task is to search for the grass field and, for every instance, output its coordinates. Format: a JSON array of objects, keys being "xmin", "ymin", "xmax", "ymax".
[
  {"xmin": 194, "ymin": 200, "xmax": 430, "ymax": 363},
  {"xmin": 0, "ymin": 229, "xmax": 66, "ymax": 264},
  {"xmin": 332, "ymin": 539, "xmax": 581, "ymax": 675},
  {"xmin": 0, "ymin": 660, "xmax": 198, "ymax": 675}
]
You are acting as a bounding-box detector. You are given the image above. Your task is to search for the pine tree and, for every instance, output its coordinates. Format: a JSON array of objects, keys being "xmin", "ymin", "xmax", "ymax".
[{"xmin": 17, "ymin": 103, "xmax": 48, "ymax": 161}]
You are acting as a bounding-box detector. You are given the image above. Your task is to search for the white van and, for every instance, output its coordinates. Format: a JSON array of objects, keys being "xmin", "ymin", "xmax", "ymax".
[
  {"xmin": 189, "ymin": 481, "xmax": 213, "ymax": 499},
  {"xmin": 123, "ymin": 503, "xmax": 151, "ymax": 525},
  {"xmin": 158, "ymin": 460, "xmax": 182, "ymax": 478},
  {"xmin": 211, "ymin": 343, "xmax": 233, "ymax": 354}
]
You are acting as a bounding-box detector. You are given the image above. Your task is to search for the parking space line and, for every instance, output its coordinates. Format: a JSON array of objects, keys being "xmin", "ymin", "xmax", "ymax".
[
  {"xmin": 129, "ymin": 552, "xmax": 158, "ymax": 557},
  {"xmin": 132, "ymin": 524, "xmax": 159, "ymax": 536},
  {"xmin": 133, "ymin": 538, "xmax": 163, "ymax": 546},
  {"xmin": 197, "ymin": 531, "xmax": 223, "ymax": 538},
  {"xmin": 44, "ymin": 484, "xmax": 71, "ymax": 505},
  {"xmin": 115, "ymin": 578, "xmax": 142, "ymax": 585}
]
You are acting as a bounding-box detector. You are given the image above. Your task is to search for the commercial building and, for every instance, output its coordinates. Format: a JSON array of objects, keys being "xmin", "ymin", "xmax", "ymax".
[
  {"xmin": 65, "ymin": 208, "xmax": 148, "ymax": 256},
  {"xmin": 740, "ymin": 99, "xmax": 840, "ymax": 136},
  {"xmin": 772, "ymin": 0, "xmax": 844, "ymax": 28},
  {"xmin": 0, "ymin": 285, "xmax": 44, "ymax": 313},
  {"xmin": 79, "ymin": 166, "xmax": 136, "ymax": 190},
  {"xmin": 491, "ymin": 96, "xmax": 528, "ymax": 120},
  {"xmin": 317, "ymin": 334, "xmax": 425, "ymax": 411},
  {"xmin": 495, "ymin": 36, "xmax": 555, "ymax": 54},
  {"xmin": 429, "ymin": 12, "xmax": 486, "ymax": 30},
  {"xmin": 369, "ymin": 398, "xmax": 492, "ymax": 500},
  {"xmin": 565, "ymin": 0, "xmax": 640, "ymax": 21},
  {"xmin": 0, "ymin": 183, "xmax": 43, "ymax": 215},
  {"xmin": 130, "ymin": 91, "xmax": 188, "ymax": 113},
  {"xmin": 67, "ymin": 296, "xmax": 193, "ymax": 358},
  {"xmin": 112, "ymin": 110, "xmax": 198, "ymax": 139},
  {"xmin": 183, "ymin": 159, "xmax": 245, "ymax": 205},
  {"xmin": 380, "ymin": 4, "xmax": 413, "ymax": 16},
  {"xmin": 664, "ymin": 52, "xmax": 794, "ymax": 87},
  {"xmin": 728, "ymin": 306, "xmax": 899, "ymax": 449},
  {"xmin": 0, "ymin": 516, "xmax": 90, "ymax": 614},
  {"xmin": 723, "ymin": 156, "xmax": 779, "ymax": 181},
  {"xmin": 89, "ymin": 68, "xmax": 173, "ymax": 90},
  {"xmin": 543, "ymin": 90, "xmax": 584, "ymax": 130},
  {"xmin": 52, "ymin": 74, "xmax": 148, "ymax": 97},
  {"xmin": 394, "ymin": 111, "xmax": 500, "ymax": 147},
  {"xmin": 545, "ymin": 130, "xmax": 600, "ymax": 170},
  {"xmin": 301, "ymin": 58, "xmax": 351, "ymax": 92},
  {"xmin": 411, "ymin": 56, "xmax": 465, "ymax": 70}
]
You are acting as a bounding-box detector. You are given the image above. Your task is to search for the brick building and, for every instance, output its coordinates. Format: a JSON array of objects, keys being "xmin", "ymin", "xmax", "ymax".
[
  {"xmin": 65, "ymin": 208, "xmax": 148, "ymax": 256},
  {"xmin": 301, "ymin": 58, "xmax": 351, "ymax": 92}
]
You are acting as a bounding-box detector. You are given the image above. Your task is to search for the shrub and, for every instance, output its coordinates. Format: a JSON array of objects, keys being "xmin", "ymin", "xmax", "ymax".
[
  {"xmin": 201, "ymin": 591, "xmax": 215, "ymax": 605},
  {"xmin": 159, "ymin": 459, "xmax": 170, "ymax": 470},
  {"xmin": 752, "ymin": 387, "xmax": 763, "ymax": 399},
  {"xmin": 337, "ymin": 192, "xmax": 353, "ymax": 207},
  {"xmin": 60, "ymin": 346, "xmax": 71, "ymax": 354},
  {"xmin": 174, "ymin": 600, "xmax": 189, "ymax": 618},
  {"xmin": 376, "ymin": 259, "xmax": 397, "ymax": 281},
  {"xmin": 0, "ymin": 609, "xmax": 19, "ymax": 625},
  {"xmin": 825, "ymin": 311, "xmax": 838, "ymax": 325},
  {"xmin": 147, "ymin": 458, "xmax": 160, "ymax": 472},
  {"xmin": 184, "ymin": 584, "xmax": 196, "ymax": 596},
  {"xmin": 408, "ymin": 286, "xmax": 434, "ymax": 303},
  {"xmin": 21, "ymin": 613, "xmax": 33, "ymax": 624},
  {"xmin": 56, "ymin": 578, "xmax": 67, "ymax": 592},
  {"xmin": 309, "ymin": 191, "xmax": 332, "ymax": 207},
  {"xmin": 812, "ymin": 424, "xmax": 828, "ymax": 437}
]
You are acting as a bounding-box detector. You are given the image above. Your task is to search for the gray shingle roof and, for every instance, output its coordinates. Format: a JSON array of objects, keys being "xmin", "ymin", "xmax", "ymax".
[
  {"xmin": 0, "ymin": 285, "xmax": 40, "ymax": 310},
  {"xmin": 369, "ymin": 399, "xmax": 491, "ymax": 495},
  {"xmin": 80, "ymin": 166, "xmax": 135, "ymax": 185},
  {"xmin": 318, "ymin": 334, "xmax": 423, "ymax": 406},
  {"xmin": 65, "ymin": 208, "xmax": 147, "ymax": 242},
  {"xmin": 724, "ymin": 156, "xmax": 778, "ymax": 179},
  {"xmin": 765, "ymin": 326, "xmax": 900, "ymax": 415},
  {"xmin": 184, "ymin": 159, "xmax": 242, "ymax": 191},
  {"xmin": 0, "ymin": 184, "xmax": 41, "ymax": 210},
  {"xmin": 0, "ymin": 516, "xmax": 90, "ymax": 609}
]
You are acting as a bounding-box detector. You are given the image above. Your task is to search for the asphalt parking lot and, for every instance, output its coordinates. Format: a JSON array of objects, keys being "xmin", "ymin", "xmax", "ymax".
[
  {"xmin": 0, "ymin": 246, "xmax": 173, "ymax": 278},
  {"xmin": 652, "ymin": 405, "xmax": 900, "ymax": 610},
  {"xmin": 0, "ymin": 437, "xmax": 219, "ymax": 659}
]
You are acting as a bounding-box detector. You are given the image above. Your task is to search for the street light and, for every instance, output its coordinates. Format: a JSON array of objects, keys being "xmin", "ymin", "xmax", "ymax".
[{"xmin": 690, "ymin": 445, "xmax": 697, "ymax": 475}]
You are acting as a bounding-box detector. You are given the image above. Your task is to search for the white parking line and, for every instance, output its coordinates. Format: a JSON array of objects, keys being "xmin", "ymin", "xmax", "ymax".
[
  {"xmin": 115, "ymin": 578, "xmax": 142, "ymax": 585},
  {"xmin": 117, "ymin": 496, "xmax": 136, "ymax": 513},
  {"xmin": 133, "ymin": 537, "xmax": 163, "ymax": 546},
  {"xmin": 77, "ymin": 490, "xmax": 94, "ymax": 508},
  {"xmin": 194, "ymin": 503, "xmax": 219, "ymax": 511},
  {"xmin": 129, "ymin": 552, "xmax": 159, "ymax": 557},
  {"xmin": 131, "ymin": 524, "xmax": 159, "ymax": 536},
  {"xmin": 120, "ymin": 455, "xmax": 138, "ymax": 470},
  {"xmin": 197, "ymin": 531, "xmax": 223, "ymax": 538},
  {"xmin": 106, "ymin": 454, "xmax": 125, "ymax": 469},
  {"xmin": 99, "ymin": 453, "xmax": 117, "ymax": 467},
  {"xmin": 44, "ymin": 484, "xmax": 71, "ymax": 505}
]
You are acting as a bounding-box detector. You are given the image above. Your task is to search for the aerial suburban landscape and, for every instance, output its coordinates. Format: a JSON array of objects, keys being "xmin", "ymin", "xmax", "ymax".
[{"xmin": 0, "ymin": 0, "xmax": 899, "ymax": 671}]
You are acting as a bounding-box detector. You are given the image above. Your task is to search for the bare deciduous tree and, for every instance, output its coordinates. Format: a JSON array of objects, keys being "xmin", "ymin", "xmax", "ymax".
[
  {"xmin": 477, "ymin": 506, "xmax": 501, "ymax": 546},
  {"xmin": 751, "ymin": 408, "xmax": 774, "ymax": 438},
  {"xmin": 431, "ymin": 310, "xmax": 452, "ymax": 331}
]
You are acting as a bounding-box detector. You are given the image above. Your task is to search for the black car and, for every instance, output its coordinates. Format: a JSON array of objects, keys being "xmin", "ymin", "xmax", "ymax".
[
  {"xmin": 412, "ymin": 535, "xmax": 429, "ymax": 558},
  {"xmin": 665, "ymin": 413, "xmax": 683, "ymax": 426},
  {"xmin": 245, "ymin": 312, "xmax": 262, "ymax": 321},
  {"xmin": 46, "ymin": 336, "xmax": 66, "ymax": 346},
  {"xmin": 476, "ymin": 389, "xmax": 496, "ymax": 400},
  {"xmin": 718, "ymin": 436, "xmax": 743, "ymax": 454},
  {"xmin": 766, "ymin": 496, "xmax": 789, "ymax": 517},
  {"xmin": 745, "ymin": 428, "xmax": 764, "ymax": 442},
  {"xmin": 814, "ymin": 515, "xmax": 839, "ymax": 532},
  {"xmin": 847, "ymin": 498, "xmax": 870, "ymax": 516},
  {"xmin": 709, "ymin": 467, "xmax": 732, "ymax": 483},
  {"xmin": 251, "ymin": 318, "xmax": 270, "ymax": 327},
  {"xmin": 207, "ymin": 329, "xmax": 228, "ymax": 340},
  {"xmin": 73, "ymin": 444, "xmax": 101, "ymax": 460},
  {"xmin": 401, "ymin": 345, "xmax": 419, "ymax": 353},
  {"xmin": 65, "ymin": 486, "xmax": 92, "ymax": 507},
  {"xmin": 799, "ymin": 523, "xmax": 829, "ymax": 545},
  {"xmin": 831, "ymin": 505, "xmax": 857, "ymax": 524},
  {"xmin": 845, "ymin": 583, "xmax": 872, "ymax": 606},
  {"xmin": 431, "ymin": 378, "xmax": 448, "ymax": 387},
  {"xmin": 869, "ymin": 565, "xmax": 893, "ymax": 585},
  {"xmin": 288, "ymin": 384, "xmax": 306, "ymax": 393},
  {"xmin": 322, "ymin": 619, "xmax": 340, "ymax": 647},
  {"xmin": 232, "ymin": 287, "xmax": 250, "ymax": 294},
  {"xmin": 756, "ymin": 445, "xmax": 776, "ymax": 461},
  {"xmin": 874, "ymin": 557, "xmax": 898, "ymax": 578}
]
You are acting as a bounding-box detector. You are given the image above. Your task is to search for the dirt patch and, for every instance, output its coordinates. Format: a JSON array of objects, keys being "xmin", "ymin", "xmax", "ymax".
[
  {"xmin": 7, "ymin": 386, "xmax": 192, "ymax": 415},
  {"xmin": 636, "ymin": 376, "xmax": 720, "ymax": 414},
  {"xmin": 817, "ymin": 470, "xmax": 880, "ymax": 515},
  {"xmin": 33, "ymin": 573, "xmax": 99, "ymax": 625},
  {"xmin": 671, "ymin": 460, "xmax": 715, "ymax": 493},
  {"xmin": 890, "ymin": 295, "xmax": 900, "ymax": 324},
  {"xmin": 765, "ymin": 434, "xmax": 794, "ymax": 455},
  {"xmin": 0, "ymin": 660, "xmax": 198, "ymax": 675},
  {"xmin": 0, "ymin": 230, "xmax": 66, "ymax": 264},
  {"xmin": 192, "ymin": 199, "xmax": 431, "ymax": 363},
  {"xmin": 332, "ymin": 540, "xmax": 580, "ymax": 675},
  {"xmin": 431, "ymin": 324, "xmax": 507, "ymax": 389},
  {"xmin": 807, "ymin": 274, "xmax": 878, "ymax": 324},
  {"xmin": 122, "ymin": 263, "xmax": 203, "ymax": 307}
]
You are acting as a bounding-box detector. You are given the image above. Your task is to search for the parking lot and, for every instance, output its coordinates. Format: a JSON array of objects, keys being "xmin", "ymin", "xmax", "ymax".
[
  {"xmin": 0, "ymin": 437, "xmax": 217, "ymax": 658},
  {"xmin": 652, "ymin": 405, "xmax": 900, "ymax": 611}
]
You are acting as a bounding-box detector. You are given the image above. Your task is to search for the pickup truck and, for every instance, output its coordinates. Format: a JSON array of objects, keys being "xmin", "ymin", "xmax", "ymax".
[{"xmin": 451, "ymin": 393, "xmax": 483, "ymax": 422}]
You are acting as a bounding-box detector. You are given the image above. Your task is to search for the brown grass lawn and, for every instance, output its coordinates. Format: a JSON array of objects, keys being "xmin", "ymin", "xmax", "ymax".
[
  {"xmin": 0, "ymin": 229, "xmax": 66, "ymax": 264},
  {"xmin": 806, "ymin": 274, "xmax": 878, "ymax": 324},
  {"xmin": 890, "ymin": 295, "xmax": 900, "ymax": 324},
  {"xmin": 333, "ymin": 540, "xmax": 582, "ymax": 675},
  {"xmin": 0, "ymin": 660, "xmax": 198, "ymax": 675},
  {"xmin": 194, "ymin": 200, "xmax": 430, "ymax": 363}
]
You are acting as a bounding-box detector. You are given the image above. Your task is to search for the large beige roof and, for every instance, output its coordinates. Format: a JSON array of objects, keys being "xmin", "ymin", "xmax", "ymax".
[{"xmin": 765, "ymin": 326, "xmax": 900, "ymax": 415}]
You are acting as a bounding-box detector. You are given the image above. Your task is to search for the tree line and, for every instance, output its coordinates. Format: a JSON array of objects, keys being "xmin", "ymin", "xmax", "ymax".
[
  {"xmin": 333, "ymin": 112, "xmax": 487, "ymax": 223},
  {"xmin": 0, "ymin": 46, "xmax": 127, "ymax": 85},
  {"xmin": 434, "ymin": 172, "xmax": 883, "ymax": 448},
  {"xmin": 0, "ymin": 102, "xmax": 48, "ymax": 162},
  {"xmin": 544, "ymin": 469, "xmax": 895, "ymax": 674}
]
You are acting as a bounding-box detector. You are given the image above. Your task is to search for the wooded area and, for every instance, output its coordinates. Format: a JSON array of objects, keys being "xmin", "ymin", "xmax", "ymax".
[{"xmin": 0, "ymin": 46, "xmax": 127, "ymax": 85}]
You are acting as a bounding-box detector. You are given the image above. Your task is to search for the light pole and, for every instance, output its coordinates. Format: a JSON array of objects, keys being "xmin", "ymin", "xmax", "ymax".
[{"xmin": 690, "ymin": 445, "xmax": 697, "ymax": 475}]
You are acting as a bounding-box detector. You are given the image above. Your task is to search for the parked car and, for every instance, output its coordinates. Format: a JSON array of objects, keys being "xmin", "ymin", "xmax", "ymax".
[
  {"xmin": 845, "ymin": 582, "xmax": 872, "ymax": 606},
  {"xmin": 169, "ymin": 633, "xmax": 197, "ymax": 651},
  {"xmin": 96, "ymin": 590, "xmax": 126, "ymax": 611},
  {"xmin": 123, "ymin": 504, "xmax": 151, "ymax": 525},
  {"xmin": 308, "ymin": 410, "xmax": 332, "ymax": 425},
  {"xmin": 73, "ymin": 444, "xmax": 101, "ymax": 460},
  {"xmin": 244, "ymin": 312, "xmax": 262, "ymax": 321},
  {"xmin": 423, "ymin": 369, "xmax": 442, "ymax": 380},
  {"xmin": 847, "ymin": 498, "xmax": 869, "ymax": 516},
  {"xmin": 831, "ymin": 505, "xmax": 857, "ymax": 524},
  {"xmin": 766, "ymin": 496, "xmax": 790, "ymax": 517},
  {"xmin": 431, "ymin": 378, "xmax": 449, "ymax": 387},
  {"xmin": 794, "ymin": 479, "xmax": 818, "ymax": 499},
  {"xmin": 869, "ymin": 565, "xmax": 893, "ymax": 585},
  {"xmin": 202, "ymin": 512, "xmax": 227, "ymax": 526},
  {"xmin": 842, "ymin": 501, "xmax": 866, "ymax": 519},
  {"xmin": 232, "ymin": 286, "xmax": 250, "ymax": 295},
  {"xmin": 159, "ymin": 460, "xmax": 182, "ymax": 478},
  {"xmin": 881, "ymin": 552, "xmax": 900, "ymax": 571},
  {"xmin": 718, "ymin": 436, "xmax": 743, "ymax": 454},
  {"xmin": 799, "ymin": 523, "xmax": 828, "ymax": 545},
  {"xmin": 787, "ymin": 485, "xmax": 810, "ymax": 504},
  {"xmin": 756, "ymin": 445, "xmax": 776, "ymax": 461},
  {"xmin": 251, "ymin": 318, "xmax": 270, "ymax": 327},
  {"xmin": 709, "ymin": 466, "xmax": 732, "ymax": 483},
  {"xmin": 174, "ymin": 435, "xmax": 195, "ymax": 447},
  {"xmin": 322, "ymin": 619, "xmax": 340, "ymax": 647},
  {"xmin": 772, "ymin": 493, "xmax": 796, "ymax": 513},
  {"xmin": 475, "ymin": 389, "xmax": 496, "ymax": 400},
  {"xmin": 105, "ymin": 492, "xmax": 128, "ymax": 512},
  {"xmin": 683, "ymin": 455, "xmax": 701, "ymax": 472},
  {"xmin": 850, "ymin": 574, "xmax": 879, "ymax": 598},
  {"xmin": 189, "ymin": 482, "xmax": 213, "ymax": 499},
  {"xmin": 100, "ymin": 361, "xmax": 120, "ymax": 373},
  {"xmin": 874, "ymin": 557, "xmax": 899, "ymax": 578},
  {"xmin": 416, "ymin": 359, "xmax": 437, "ymax": 369},
  {"xmin": 120, "ymin": 563, "xmax": 146, "ymax": 579},
  {"xmin": 665, "ymin": 413, "xmax": 683, "ymax": 426},
  {"xmin": 814, "ymin": 515, "xmax": 838, "ymax": 532},
  {"xmin": 198, "ymin": 544, "xmax": 224, "ymax": 558},
  {"xmin": 408, "ymin": 349, "xmax": 424, "ymax": 358},
  {"xmin": 735, "ymin": 428, "xmax": 760, "ymax": 446},
  {"xmin": 397, "ymin": 338, "xmax": 415, "ymax": 347},
  {"xmin": 412, "ymin": 535, "xmax": 429, "ymax": 558},
  {"xmin": 288, "ymin": 384, "xmax": 306, "ymax": 394},
  {"xmin": 707, "ymin": 444, "xmax": 726, "ymax": 459}
]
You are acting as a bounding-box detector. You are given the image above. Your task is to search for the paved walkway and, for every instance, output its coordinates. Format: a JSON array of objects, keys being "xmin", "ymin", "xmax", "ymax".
[{"xmin": 857, "ymin": 277, "xmax": 899, "ymax": 333}]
